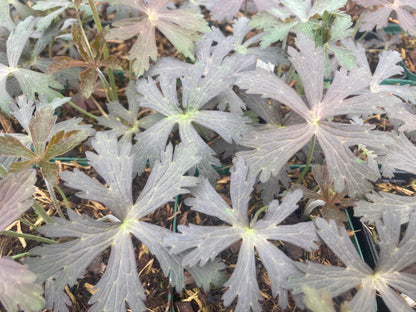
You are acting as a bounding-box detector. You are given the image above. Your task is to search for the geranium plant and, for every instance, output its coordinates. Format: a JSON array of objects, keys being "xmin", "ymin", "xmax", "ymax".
[{"xmin": 1, "ymin": 1, "xmax": 416, "ymax": 311}]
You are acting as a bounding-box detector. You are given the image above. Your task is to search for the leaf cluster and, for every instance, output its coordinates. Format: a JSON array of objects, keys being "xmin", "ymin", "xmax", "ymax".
[{"xmin": 1, "ymin": 1, "xmax": 416, "ymax": 312}]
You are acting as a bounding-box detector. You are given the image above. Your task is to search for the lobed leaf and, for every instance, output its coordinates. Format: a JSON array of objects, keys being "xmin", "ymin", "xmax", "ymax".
[
  {"xmin": 0, "ymin": 257, "xmax": 44, "ymax": 312},
  {"xmin": 0, "ymin": 170, "xmax": 36, "ymax": 231}
]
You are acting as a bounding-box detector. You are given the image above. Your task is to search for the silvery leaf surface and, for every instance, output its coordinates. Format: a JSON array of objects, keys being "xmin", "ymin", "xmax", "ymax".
[
  {"xmin": 132, "ymin": 118, "xmax": 177, "ymax": 175},
  {"xmin": 288, "ymin": 33, "xmax": 324, "ymax": 109},
  {"xmin": 30, "ymin": 135, "xmax": 203, "ymax": 312},
  {"xmin": 129, "ymin": 142, "xmax": 201, "ymax": 220},
  {"xmin": 384, "ymin": 102, "xmax": 416, "ymax": 133},
  {"xmin": 237, "ymin": 68, "xmax": 310, "ymax": 120},
  {"xmin": 166, "ymin": 159, "xmax": 318, "ymax": 311},
  {"xmin": 222, "ymin": 237, "xmax": 263, "ymax": 312},
  {"xmin": 315, "ymin": 122, "xmax": 388, "ymax": 197},
  {"xmin": 236, "ymin": 123, "xmax": 314, "ymax": 183},
  {"xmin": 51, "ymin": 117, "xmax": 95, "ymax": 137},
  {"xmin": 61, "ymin": 132, "xmax": 133, "ymax": 220},
  {"xmin": 0, "ymin": 257, "xmax": 44, "ymax": 312},
  {"xmin": 137, "ymin": 76, "xmax": 182, "ymax": 116},
  {"xmin": 191, "ymin": 110, "xmax": 251, "ymax": 144},
  {"xmin": 0, "ymin": 170, "xmax": 36, "ymax": 231},
  {"xmin": 377, "ymin": 132, "xmax": 416, "ymax": 175},
  {"xmin": 26, "ymin": 210, "xmax": 119, "ymax": 312},
  {"xmin": 238, "ymin": 35, "xmax": 393, "ymax": 197},
  {"xmin": 286, "ymin": 210, "xmax": 416, "ymax": 311},
  {"xmin": 0, "ymin": 17, "xmax": 62, "ymax": 114},
  {"xmin": 87, "ymin": 229, "xmax": 146, "ymax": 312},
  {"xmin": 210, "ymin": 0, "xmax": 244, "ymax": 21},
  {"xmin": 343, "ymin": 39, "xmax": 416, "ymax": 103},
  {"xmin": 107, "ymin": 0, "xmax": 208, "ymax": 76},
  {"xmin": 97, "ymin": 83, "xmax": 141, "ymax": 142},
  {"xmin": 136, "ymin": 68, "xmax": 250, "ymax": 182},
  {"xmin": 32, "ymin": 1, "xmax": 72, "ymax": 31},
  {"xmin": 357, "ymin": 0, "xmax": 416, "ymax": 36},
  {"xmin": 6, "ymin": 16, "xmax": 36, "ymax": 68}
]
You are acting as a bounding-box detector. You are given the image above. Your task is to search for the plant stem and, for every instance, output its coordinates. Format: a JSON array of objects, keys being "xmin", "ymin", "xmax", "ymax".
[
  {"xmin": 18, "ymin": 217, "xmax": 38, "ymax": 230},
  {"xmin": 296, "ymin": 135, "xmax": 316, "ymax": 184},
  {"xmin": 76, "ymin": 14, "xmax": 94, "ymax": 59},
  {"xmin": 11, "ymin": 252, "xmax": 30, "ymax": 260},
  {"xmin": 32, "ymin": 200, "xmax": 53, "ymax": 224},
  {"xmin": 0, "ymin": 231, "xmax": 58, "ymax": 244},
  {"xmin": 251, "ymin": 205, "xmax": 268, "ymax": 225},
  {"xmin": 45, "ymin": 180, "xmax": 65, "ymax": 219},
  {"xmin": 97, "ymin": 69, "xmax": 112, "ymax": 102},
  {"xmin": 87, "ymin": 0, "xmax": 118, "ymax": 101},
  {"xmin": 285, "ymin": 64, "xmax": 295, "ymax": 84},
  {"xmin": 67, "ymin": 99, "xmax": 98, "ymax": 119},
  {"xmin": 129, "ymin": 60, "xmax": 134, "ymax": 82},
  {"xmin": 277, "ymin": 37, "xmax": 288, "ymax": 78},
  {"xmin": 351, "ymin": 12, "xmax": 365, "ymax": 40},
  {"xmin": 55, "ymin": 184, "xmax": 71, "ymax": 210}
]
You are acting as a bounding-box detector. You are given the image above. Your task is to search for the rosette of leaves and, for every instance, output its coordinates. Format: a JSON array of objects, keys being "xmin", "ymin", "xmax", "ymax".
[
  {"xmin": 0, "ymin": 16, "xmax": 62, "ymax": 113},
  {"xmin": 296, "ymin": 164, "xmax": 356, "ymax": 223},
  {"xmin": 285, "ymin": 209, "xmax": 416, "ymax": 311},
  {"xmin": 164, "ymin": 158, "xmax": 319, "ymax": 311},
  {"xmin": 0, "ymin": 97, "xmax": 90, "ymax": 183},
  {"xmin": 236, "ymin": 33, "xmax": 399, "ymax": 198},
  {"xmin": 26, "ymin": 132, "xmax": 225, "ymax": 312},
  {"xmin": 132, "ymin": 61, "xmax": 252, "ymax": 182},
  {"xmin": 354, "ymin": 0, "xmax": 416, "ymax": 37},
  {"xmin": 0, "ymin": 169, "xmax": 45, "ymax": 312},
  {"xmin": 105, "ymin": 0, "xmax": 210, "ymax": 77}
]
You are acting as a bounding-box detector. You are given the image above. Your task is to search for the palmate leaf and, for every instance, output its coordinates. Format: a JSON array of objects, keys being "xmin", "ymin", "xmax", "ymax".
[
  {"xmin": 165, "ymin": 158, "xmax": 318, "ymax": 311},
  {"xmin": 286, "ymin": 210, "xmax": 416, "ymax": 311},
  {"xmin": 0, "ymin": 257, "xmax": 44, "ymax": 312},
  {"xmin": 236, "ymin": 33, "xmax": 398, "ymax": 197},
  {"xmin": 0, "ymin": 103, "xmax": 89, "ymax": 183},
  {"xmin": 28, "ymin": 132, "xmax": 224, "ymax": 312},
  {"xmin": 133, "ymin": 62, "xmax": 251, "ymax": 182},
  {"xmin": 106, "ymin": 0, "xmax": 209, "ymax": 77}
]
